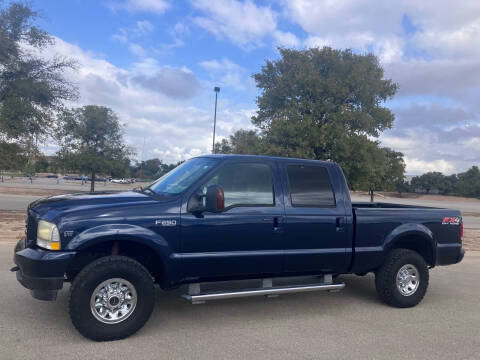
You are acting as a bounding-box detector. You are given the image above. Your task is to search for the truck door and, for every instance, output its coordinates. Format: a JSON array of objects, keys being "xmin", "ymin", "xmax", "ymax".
[
  {"xmin": 180, "ymin": 160, "xmax": 285, "ymax": 280},
  {"xmin": 281, "ymin": 162, "xmax": 349, "ymax": 274}
]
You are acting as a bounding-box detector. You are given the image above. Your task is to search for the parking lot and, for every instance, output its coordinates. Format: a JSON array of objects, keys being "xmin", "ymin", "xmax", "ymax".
[
  {"xmin": 1, "ymin": 243, "xmax": 478, "ymax": 360},
  {"xmin": 1, "ymin": 178, "xmax": 479, "ymax": 359}
]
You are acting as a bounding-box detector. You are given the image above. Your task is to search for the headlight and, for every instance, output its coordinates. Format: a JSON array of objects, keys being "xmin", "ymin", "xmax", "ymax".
[{"xmin": 37, "ymin": 220, "xmax": 61, "ymax": 250}]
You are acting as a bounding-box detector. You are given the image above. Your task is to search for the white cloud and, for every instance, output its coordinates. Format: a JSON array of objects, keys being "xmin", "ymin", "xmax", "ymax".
[
  {"xmin": 108, "ymin": 0, "xmax": 170, "ymax": 15},
  {"xmin": 273, "ymin": 30, "xmax": 300, "ymax": 48},
  {"xmin": 286, "ymin": 0, "xmax": 405, "ymax": 62},
  {"xmin": 403, "ymin": 158, "xmax": 455, "ymax": 175},
  {"xmin": 41, "ymin": 37, "xmax": 253, "ymax": 163},
  {"xmin": 113, "ymin": 20, "xmax": 155, "ymax": 56},
  {"xmin": 191, "ymin": 0, "xmax": 277, "ymax": 49},
  {"xmin": 199, "ymin": 58, "xmax": 254, "ymax": 91},
  {"xmin": 136, "ymin": 20, "xmax": 154, "ymax": 34},
  {"xmin": 113, "ymin": 20, "xmax": 154, "ymax": 42},
  {"xmin": 128, "ymin": 43, "xmax": 147, "ymax": 57}
]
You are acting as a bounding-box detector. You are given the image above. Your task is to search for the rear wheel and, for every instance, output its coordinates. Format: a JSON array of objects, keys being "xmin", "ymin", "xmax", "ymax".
[
  {"xmin": 375, "ymin": 249, "xmax": 429, "ymax": 308},
  {"xmin": 69, "ymin": 256, "xmax": 155, "ymax": 341}
]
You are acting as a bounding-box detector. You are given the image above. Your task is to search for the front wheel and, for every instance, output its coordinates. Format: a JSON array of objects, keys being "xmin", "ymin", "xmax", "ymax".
[
  {"xmin": 375, "ymin": 249, "xmax": 429, "ymax": 308},
  {"xmin": 69, "ymin": 256, "xmax": 155, "ymax": 341}
]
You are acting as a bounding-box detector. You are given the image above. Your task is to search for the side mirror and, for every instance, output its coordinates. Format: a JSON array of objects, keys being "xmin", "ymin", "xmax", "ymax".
[{"xmin": 205, "ymin": 185, "xmax": 225, "ymax": 212}]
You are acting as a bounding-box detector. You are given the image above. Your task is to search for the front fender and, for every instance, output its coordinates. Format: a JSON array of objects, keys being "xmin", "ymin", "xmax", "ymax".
[
  {"xmin": 64, "ymin": 224, "xmax": 177, "ymax": 286},
  {"xmin": 65, "ymin": 224, "xmax": 170, "ymax": 252}
]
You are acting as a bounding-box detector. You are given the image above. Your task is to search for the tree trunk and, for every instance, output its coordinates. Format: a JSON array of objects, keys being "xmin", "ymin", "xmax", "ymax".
[
  {"xmin": 370, "ymin": 189, "xmax": 374, "ymax": 203},
  {"xmin": 90, "ymin": 171, "xmax": 95, "ymax": 192}
]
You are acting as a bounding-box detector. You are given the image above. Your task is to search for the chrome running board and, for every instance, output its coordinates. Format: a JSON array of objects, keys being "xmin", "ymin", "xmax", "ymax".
[{"xmin": 182, "ymin": 277, "xmax": 345, "ymax": 304}]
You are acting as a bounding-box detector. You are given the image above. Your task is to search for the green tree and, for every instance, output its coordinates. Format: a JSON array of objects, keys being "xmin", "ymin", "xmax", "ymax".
[
  {"xmin": 346, "ymin": 139, "xmax": 405, "ymax": 201},
  {"xmin": 132, "ymin": 158, "xmax": 162, "ymax": 179},
  {"xmin": 411, "ymin": 172, "xmax": 445, "ymax": 194},
  {"xmin": 222, "ymin": 47, "xmax": 404, "ymax": 191},
  {"xmin": 252, "ymin": 47, "xmax": 397, "ymax": 159},
  {"xmin": 215, "ymin": 129, "xmax": 264, "ymax": 155},
  {"xmin": 395, "ymin": 179, "xmax": 411, "ymax": 195},
  {"xmin": 0, "ymin": 140, "xmax": 26, "ymax": 170},
  {"xmin": 109, "ymin": 157, "xmax": 130, "ymax": 179},
  {"xmin": 0, "ymin": 1, "xmax": 77, "ymax": 146},
  {"xmin": 34, "ymin": 155, "xmax": 49, "ymax": 173},
  {"xmin": 456, "ymin": 166, "xmax": 480, "ymax": 198},
  {"xmin": 55, "ymin": 105, "xmax": 132, "ymax": 192},
  {"xmin": 443, "ymin": 174, "xmax": 458, "ymax": 195}
]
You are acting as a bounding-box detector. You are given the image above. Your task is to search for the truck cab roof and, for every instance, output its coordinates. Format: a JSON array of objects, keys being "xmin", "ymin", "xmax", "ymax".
[{"xmin": 197, "ymin": 153, "xmax": 336, "ymax": 166}]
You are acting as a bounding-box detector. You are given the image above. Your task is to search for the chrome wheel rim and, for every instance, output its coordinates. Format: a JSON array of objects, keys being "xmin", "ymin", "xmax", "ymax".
[
  {"xmin": 90, "ymin": 278, "xmax": 137, "ymax": 324},
  {"xmin": 396, "ymin": 264, "xmax": 420, "ymax": 296}
]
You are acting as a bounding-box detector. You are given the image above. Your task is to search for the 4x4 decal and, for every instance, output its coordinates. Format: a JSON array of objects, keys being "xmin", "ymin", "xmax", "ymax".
[{"xmin": 442, "ymin": 217, "xmax": 461, "ymax": 225}]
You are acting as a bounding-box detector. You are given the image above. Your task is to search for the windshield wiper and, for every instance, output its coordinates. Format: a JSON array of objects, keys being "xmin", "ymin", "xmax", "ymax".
[
  {"xmin": 133, "ymin": 186, "xmax": 155, "ymax": 195},
  {"xmin": 143, "ymin": 187, "xmax": 156, "ymax": 195}
]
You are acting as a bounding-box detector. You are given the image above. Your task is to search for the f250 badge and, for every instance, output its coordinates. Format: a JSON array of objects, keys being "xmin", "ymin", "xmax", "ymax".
[
  {"xmin": 156, "ymin": 219, "xmax": 177, "ymax": 227},
  {"xmin": 442, "ymin": 217, "xmax": 461, "ymax": 225}
]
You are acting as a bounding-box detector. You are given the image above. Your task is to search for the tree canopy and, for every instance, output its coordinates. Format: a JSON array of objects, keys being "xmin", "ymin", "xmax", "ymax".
[
  {"xmin": 455, "ymin": 166, "xmax": 480, "ymax": 198},
  {"xmin": 0, "ymin": 1, "xmax": 77, "ymax": 150},
  {"xmin": 129, "ymin": 158, "xmax": 181, "ymax": 180},
  {"xmin": 55, "ymin": 105, "xmax": 131, "ymax": 192},
  {"xmin": 0, "ymin": 140, "xmax": 26, "ymax": 170},
  {"xmin": 217, "ymin": 47, "xmax": 403, "ymax": 195}
]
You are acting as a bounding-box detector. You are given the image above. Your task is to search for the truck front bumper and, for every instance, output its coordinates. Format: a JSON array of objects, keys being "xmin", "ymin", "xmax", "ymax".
[{"xmin": 12, "ymin": 238, "xmax": 76, "ymax": 301}]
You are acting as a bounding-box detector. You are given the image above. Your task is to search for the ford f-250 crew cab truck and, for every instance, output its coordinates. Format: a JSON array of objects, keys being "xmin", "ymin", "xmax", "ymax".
[{"xmin": 12, "ymin": 155, "xmax": 465, "ymax": 341}]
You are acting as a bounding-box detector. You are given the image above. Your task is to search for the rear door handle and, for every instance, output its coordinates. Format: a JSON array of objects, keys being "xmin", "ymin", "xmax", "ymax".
[{"xmin": 336, "ymin": 217, "xmax": 345, "ymax": 232}]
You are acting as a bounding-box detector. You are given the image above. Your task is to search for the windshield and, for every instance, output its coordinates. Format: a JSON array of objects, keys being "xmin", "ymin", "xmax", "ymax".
[{"xmin": 148, "ymin": 157, "xmax": 219, "ymax": 195}]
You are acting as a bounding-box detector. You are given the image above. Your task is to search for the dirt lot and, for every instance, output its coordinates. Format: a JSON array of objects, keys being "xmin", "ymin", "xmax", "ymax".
[{"xmin": 0, "ymin": 211, "xmax": 26, "ymax": 243}]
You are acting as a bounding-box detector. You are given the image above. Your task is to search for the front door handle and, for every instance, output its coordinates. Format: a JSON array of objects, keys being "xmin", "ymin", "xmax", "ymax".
[{"xmin": 273, "ymin": 217, "xmax": 279, "ymax": 231}]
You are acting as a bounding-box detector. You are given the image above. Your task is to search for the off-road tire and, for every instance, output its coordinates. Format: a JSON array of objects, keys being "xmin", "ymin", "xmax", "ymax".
[
  {"xmin": 69, "ymin": 256, "xmax": 155, "ymax": 341},
  {"xmin": 375, "ymin": 249, "xmax": 429, "ymax": 308}
]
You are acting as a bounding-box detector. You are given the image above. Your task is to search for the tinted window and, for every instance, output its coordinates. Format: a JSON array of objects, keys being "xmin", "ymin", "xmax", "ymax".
[
  {"xmin": 287, "ymin": 165, "xmax": 335, "ymax": 207},
  {"xmin": 206, "ymin": 163, "xmax": 274, "ymax": 208}
]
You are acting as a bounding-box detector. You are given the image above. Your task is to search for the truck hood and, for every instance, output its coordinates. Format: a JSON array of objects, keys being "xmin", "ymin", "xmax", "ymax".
[{"xmin": 29, "ymin": 191, "xmax": 157, "ymax": 217}]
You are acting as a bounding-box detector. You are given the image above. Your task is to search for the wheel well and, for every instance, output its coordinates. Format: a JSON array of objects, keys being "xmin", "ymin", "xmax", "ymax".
[
  {"xmin": 66, "ymin": 240, "xmax": 164, "ymax": 282},
  {"xmin": 390, "ymin": 235, "xmax": 434, "ymax": 266}
]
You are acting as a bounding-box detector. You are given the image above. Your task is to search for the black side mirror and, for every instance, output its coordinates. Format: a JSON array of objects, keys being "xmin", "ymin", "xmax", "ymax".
[{"xmin": 205, "ymin": 185, "xmax": 225, "ymax": 212}]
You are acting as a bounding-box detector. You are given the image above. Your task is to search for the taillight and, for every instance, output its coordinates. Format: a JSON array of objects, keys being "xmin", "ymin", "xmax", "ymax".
[{"xmin": 460, "ymin": 221, "xmax": 463, "ymax": 243}]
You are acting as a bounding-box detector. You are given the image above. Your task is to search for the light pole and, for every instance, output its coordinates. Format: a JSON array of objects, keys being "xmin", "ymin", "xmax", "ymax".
[{"xmin": 212, "ymin": 86, "xmax": 220, "ymax": 153}]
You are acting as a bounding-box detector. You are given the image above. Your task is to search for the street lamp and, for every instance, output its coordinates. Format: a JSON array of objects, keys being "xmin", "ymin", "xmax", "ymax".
[{"xmin": 212, "ymin": 86, "xmax": 220, "ymax": 154}]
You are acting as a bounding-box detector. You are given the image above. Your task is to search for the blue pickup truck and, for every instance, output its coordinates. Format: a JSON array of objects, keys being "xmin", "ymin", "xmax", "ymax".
[{"xmin": 12, "ymin": 155, "xmax": 464, "ymax": 341}]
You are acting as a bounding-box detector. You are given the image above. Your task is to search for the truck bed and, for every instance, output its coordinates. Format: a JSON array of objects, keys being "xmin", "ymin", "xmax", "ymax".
[
  {"xmin": 352, "ymin": 202, "xmax": 440, "ymax": 209},
  {"xmin": 350, "ymin": 203, "xmax": 462, "ymax": 273}
]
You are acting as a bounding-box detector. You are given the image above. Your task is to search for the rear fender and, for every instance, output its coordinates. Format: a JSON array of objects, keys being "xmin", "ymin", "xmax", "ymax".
[{"xmin": 383, "ymin": 223, "xmax": 436, "ymax": 264}]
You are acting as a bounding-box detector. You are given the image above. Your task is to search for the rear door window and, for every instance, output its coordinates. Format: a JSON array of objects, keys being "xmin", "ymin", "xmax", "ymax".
[{"xmin": 286, "ymin": 164, "xmax": 335, "ymax": 207}]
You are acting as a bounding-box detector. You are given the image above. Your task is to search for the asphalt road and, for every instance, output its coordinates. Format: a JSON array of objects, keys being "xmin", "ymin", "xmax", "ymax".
[
  {"xmin": 0, "ymin": 194, "xmax": 40, "ymax": 211},
  {"xmin": 1, "ymin": 243, "xmax": 478, "ymax": 359},
  {"xmin": 0, "ymin": 177, "xmax": 140, "ymax": 191}
]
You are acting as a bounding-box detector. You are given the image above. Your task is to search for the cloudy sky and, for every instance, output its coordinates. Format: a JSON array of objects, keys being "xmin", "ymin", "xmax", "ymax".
[{"xmin": 35, "ymin": 0, "xmax": 480, "ymax": 174}]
